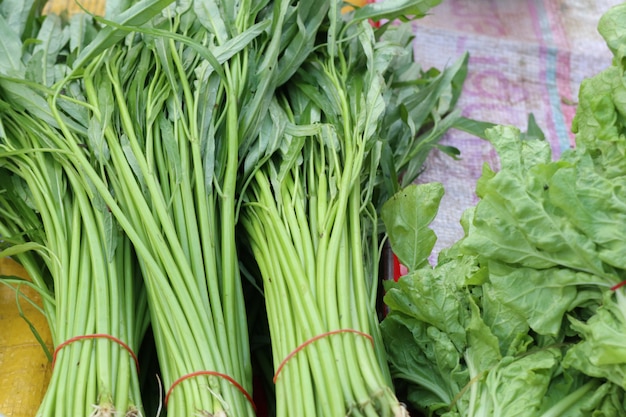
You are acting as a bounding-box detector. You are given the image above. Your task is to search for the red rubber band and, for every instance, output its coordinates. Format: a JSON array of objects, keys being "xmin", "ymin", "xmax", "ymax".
[
  {"xmin": 393, "ymin": 254, "xmax": 402, "ymax": 282},
  {"xmin": 273, "ymin": 329, "xmax": 374, "ymax": 383},
  {"xmin": 611, "ymin": 280, "xmax": 626, "ymax": 291},
  {"xmin": 52, "ymin": 333, "xmax": 139, "ymax": 372},
  {"xmin": 165, "ymin": 370, "xmax": 256, "ymax": 411}
]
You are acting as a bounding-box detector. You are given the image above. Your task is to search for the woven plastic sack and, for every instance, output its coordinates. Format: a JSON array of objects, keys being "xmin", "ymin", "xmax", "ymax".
[
  {"xmin": 43, "ymin": 0, "xmax": 105, "ymax": 15},
  {"xmin": 0, "ymin": 258, "xmax": 52, "ymax": 417}
]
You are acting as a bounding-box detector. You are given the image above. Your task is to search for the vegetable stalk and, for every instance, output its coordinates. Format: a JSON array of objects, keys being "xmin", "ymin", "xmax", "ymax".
[{"xmin": 0, "ymin": 110, "xmax": 148, "ymax": 416}]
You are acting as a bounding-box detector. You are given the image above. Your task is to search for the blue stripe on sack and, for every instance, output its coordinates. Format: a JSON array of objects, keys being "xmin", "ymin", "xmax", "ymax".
[
  {"xmin": 545, "ymin": 46, "xmax": 570, "ymax": 152},
  {"xmin": 534, "ymin": 0, "xmax": 570, "ymax": 153}
]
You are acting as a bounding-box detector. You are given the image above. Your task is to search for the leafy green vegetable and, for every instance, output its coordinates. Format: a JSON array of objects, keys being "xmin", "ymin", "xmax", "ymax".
[
  {"xmin": 380, "ymin": 6, "xmax": 626, "ymax": 413},
  {"xmin": 381, "ymin": 183, "xmax": 444, "ymax": 270},
  {"xmin": 382, "ymin": 181, "xmax": 626, "ymax": 416},
  {"xmin": 0, "ymin": 4, "xmax": 155, "ymax": 415},
  {"xmin": 240, "ymin": 0, "xmax": 470, "ymax": 415},
  {"xmin": 0, "ymin": 119, "xmax": 149, "ymax": 416},
  {"xmin": 39, "ymin": 1, "xmax": 311, "ymax": 414}
]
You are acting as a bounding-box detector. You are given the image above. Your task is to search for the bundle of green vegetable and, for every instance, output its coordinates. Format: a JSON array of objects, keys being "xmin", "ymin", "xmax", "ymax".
[
  {"xmin": 381, "ymin": 4, "xmax": 626, "ymax": 415},
  {"xmin": 0, "ymin": 158, "xmax": 148, "ymax": 417},
  {"xmin": 0, "ymin": 2, "xmax": 151, "ymax": 416},
  {"xmin": 240, "ymin": 1, "xmax": 469, "ymax": 416},
  {"xmin": 0, "ymin": 0, "xmax": 473, "ymax": 415}
]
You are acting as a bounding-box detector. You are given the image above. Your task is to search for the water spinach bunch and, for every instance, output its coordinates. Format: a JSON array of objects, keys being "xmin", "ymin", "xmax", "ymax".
[
  {"xmin": 0, "ymin": 0, "xmax": 262, "ymax": 415},
  {"xmin": 241, "ymin": 0, "xmax": 468, "ymax": 416},
  {"xmin": 0, "ymin": 2, "xmax": 151, "ymax": 415}
]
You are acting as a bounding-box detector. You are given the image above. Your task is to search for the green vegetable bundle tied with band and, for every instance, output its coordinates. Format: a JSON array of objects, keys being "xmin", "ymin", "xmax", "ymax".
[
  {"xmin": 240, "ymin": 0, "xmax": 469, "ymax": 415},
  {"xmin": 381, "ymin": 3, "xmax": 626, "ymax": 416},
  {"xmin": 0, "ymin": 2, "xmax": 154, "ymax": 415}
]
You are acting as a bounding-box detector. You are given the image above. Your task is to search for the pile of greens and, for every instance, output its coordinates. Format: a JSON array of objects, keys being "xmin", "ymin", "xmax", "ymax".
[
  {"xmin": 0, "ymin": 0, "xmax": 472, "ymax": 415},
  {"xmin": 380, "ymin": 4, "xmax": 626, "ymax": 416}
]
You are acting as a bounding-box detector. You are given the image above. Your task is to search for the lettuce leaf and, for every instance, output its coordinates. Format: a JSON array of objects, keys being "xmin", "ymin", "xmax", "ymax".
[
  {"xmin": 381, "ymin": 136, "xmax": 626, "ymax": 414},
  {"xmin": 381, "ymin": 229, "xmax": 622, "ymax": 416}
]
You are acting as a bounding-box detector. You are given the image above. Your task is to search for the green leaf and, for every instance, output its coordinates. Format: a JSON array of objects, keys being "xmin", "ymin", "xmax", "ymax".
[
  {"xmin": 32, "ymin": 14, "xmax": 67, "ymax": 86},
  {"xmin": 383, "ymin": 258, "xmax": 471, "ymax": 350},
  {"xmin": 0, "ymin": 14, "xmax": 25, "ymax": 76},
  {"xmin": 479, "ymin": 348, "xmax": 562, "ymax": 417},
  {"xmin": 382, "ymin": 314, "xmax": 465, "ymax": 410},
  {"xmin": 193, "ymin": 0, "xmax": 230, "ymax": 43},
  {"xmin": 68, "ymin": 13, "xmax": 94, "ymax": 54},
  {"xmin": 597, "ymin": 3, "xmax": 626, "ymax": 63},
  {"xmin": 548, "ymin": 158, "xmax": 626, "ymax": 271},
  {"xmin": 381, "ymin": 252, "xmax": 484, "ymax": 415},
  {"xmin": 121, "ymin": 133, "xmax": 146, "ymax": 195},
  {"xmin": 462, "ymin": 126, "xmax": 609, "ymax": 278},
  {"xmin": 158, "ymin": 115, "xmax": 182, "ymax": 186},
  {"xmin": 0, "ymin": 241, "xmax": 46, "ymax": 258},
  {"xmin": 73, "ymin": 0, "xmax": 176, "ymax": 73},
  {"xmin": 537, "ymin": 376, "xmax": 603, "ymax": 417},
  {"xmin": 0, "ymin": 0, "xmax": 37, "ymax": 39},
  {"xmin": 434, "ymin": 144, "xmax": 461, "ymax": 159},
  {"xmin": 451, "ymin": 117, "xmax": 497, "ymax": 140},
  {"xmin": 353, "ymin": 0, "xmax": 442, "ymax": 23},
  {"xmin": 571, "ymin": 66, "xmax": 626, "ymax": 178},
  {"xmin": 0, "ymin": 79, "xmax": 58, "ymax": 129},
  {"xmin": 486, "ymin": 261, "xmax": 604, "ymax": 337},
  {"xmin": 105, "ymin": 0, "xmax": 133, "ymax": 18},
  {"xmin": 465, "ymin": 302, "xmax": 502, "ymax": 381},
  {"xmin": 275, "ymin": 0, "xmax": 328, "ymax": 86},
  {"xmin": 381, "ymin": 183, "xmax": 444, "ymax": 270},
  {"xmin": 85, "ymin": 74, "xmax": 113, "ymax": 164},
  {"xmin": 564, "ymin": 291, "xmax": 626, "ymax": 389},
  {"xmin": 480, "ymin": 283, "xmax": 532, "ymax": 357},
  {"xmin": 275, "ymin": 133, "xmax": 305, "ymax": 187},
  {"xmin": 401, "ymin": 108, "xmax": 463, "ymax": 187},
  {"xmin": 522, "ymin": 113, "xmax": 546, "ymax": 141}
]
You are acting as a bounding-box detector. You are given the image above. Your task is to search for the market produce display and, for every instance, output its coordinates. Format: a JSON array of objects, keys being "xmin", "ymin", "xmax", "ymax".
[
  {"xmin": 381, "ymin": 3, "xmax": 626, "ymax": 415},
  {"xmin": 0, "ymin": 0, "xmax": 469, "ymax": 416},
  {"xmin": 4, "ymin": 0, "xmax": 626, "ymax": 415}
]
